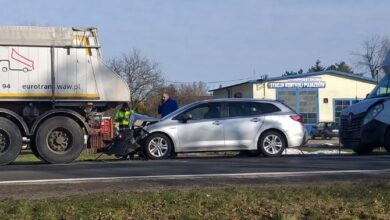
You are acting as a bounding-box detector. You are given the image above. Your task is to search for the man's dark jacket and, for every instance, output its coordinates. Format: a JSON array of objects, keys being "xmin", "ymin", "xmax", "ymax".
[{"xmin": 158, "ymin": 98, "xmax": 179, "ymax": 117}]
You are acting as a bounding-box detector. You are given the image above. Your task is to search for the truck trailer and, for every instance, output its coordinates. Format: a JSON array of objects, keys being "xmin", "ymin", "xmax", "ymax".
[{"xmin": 0, "ymin": 26, "xmax": 130, "ymax": 165}]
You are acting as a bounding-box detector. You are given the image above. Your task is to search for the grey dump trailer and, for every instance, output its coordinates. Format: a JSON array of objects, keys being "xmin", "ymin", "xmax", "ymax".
[{"xmin": 0, "ymin": 26, "xmax": 130, "ymax": 165}]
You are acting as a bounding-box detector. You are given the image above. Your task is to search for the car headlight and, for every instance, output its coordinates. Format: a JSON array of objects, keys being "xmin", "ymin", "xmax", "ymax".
[{"xmin": 363, "ymin": 103, "xmax": 383, "ymax": 125}]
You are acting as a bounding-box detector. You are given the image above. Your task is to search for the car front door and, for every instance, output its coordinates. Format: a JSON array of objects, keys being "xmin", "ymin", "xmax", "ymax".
[
  {"xmin": 174, "ymin": 102, "xmax": 225, "ymax": 152},
  {"xmin": 223, "ymin": 101, "xmax": 266, "ymax": 150}
]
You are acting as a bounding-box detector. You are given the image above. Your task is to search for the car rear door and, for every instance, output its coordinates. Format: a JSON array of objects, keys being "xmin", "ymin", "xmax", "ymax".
[{"xmin": 223, "ymin": 101, "xmax": 266, "ymax": 150}]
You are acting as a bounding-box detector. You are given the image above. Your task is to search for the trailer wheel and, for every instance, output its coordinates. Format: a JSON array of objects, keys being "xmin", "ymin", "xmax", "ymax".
[
  {"xmin": 35, "ymin": 116, "xmax": 84, "ymax": 163},
  {"xmin": 0, "ymin": 118, "xmax": 22, "ymax": 165}
]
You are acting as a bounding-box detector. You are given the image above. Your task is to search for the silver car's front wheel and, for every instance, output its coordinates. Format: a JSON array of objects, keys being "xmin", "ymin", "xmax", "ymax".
[
  {"xmin": 259, "ymin": 131, "xmax": 286, "ymax": 157},
  {"xmin": 145, "ymin": 133, "xmax": 172, "ymax": 159}
]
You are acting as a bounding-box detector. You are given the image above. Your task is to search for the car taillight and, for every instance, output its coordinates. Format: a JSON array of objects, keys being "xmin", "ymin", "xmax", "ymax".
[
  {"xmin": 118, "ymin": 133, "xmax": 123, "ymax": 139},
  {"xmin": 290, "ymin": 114, "xmax": 303, "ymax": 122}
]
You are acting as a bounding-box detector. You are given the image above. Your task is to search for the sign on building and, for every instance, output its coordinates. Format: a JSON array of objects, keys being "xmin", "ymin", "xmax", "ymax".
[{"xmin": 267, "ymin": 77, "xmax": 326, "ymax": 89}]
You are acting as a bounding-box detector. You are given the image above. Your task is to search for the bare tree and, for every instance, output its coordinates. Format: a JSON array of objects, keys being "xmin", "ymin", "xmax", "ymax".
[
  {"xmin": 356, "ymin": 35, "xmax": 390, "ymax": 79},
  {"xmin": 108, "ymin": 49, "xmax": 165, "ymax": 113},
  {"xmin": 175, "ymin": 81, "xmax": 210, "ymax": 105},
  {"xmin": 142, "ymin": 81, "xmax": 211, "ymax": 117}
]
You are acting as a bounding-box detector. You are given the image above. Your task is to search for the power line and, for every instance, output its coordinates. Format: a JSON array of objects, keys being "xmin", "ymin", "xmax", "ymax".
[{"xmin": 166, "ymin": 76, "xmax": 256, "ymax": 84}]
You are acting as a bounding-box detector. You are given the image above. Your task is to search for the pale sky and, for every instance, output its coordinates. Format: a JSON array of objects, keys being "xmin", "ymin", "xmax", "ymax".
[{"xmin": 1, "ymin": 0, "xmax": 390, "ymax": 89}]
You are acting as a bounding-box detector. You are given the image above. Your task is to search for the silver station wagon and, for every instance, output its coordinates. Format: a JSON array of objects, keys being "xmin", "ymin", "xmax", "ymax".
[{"xmin": 142, "ymin": 99, "xmax": 308, "ymax": 159}]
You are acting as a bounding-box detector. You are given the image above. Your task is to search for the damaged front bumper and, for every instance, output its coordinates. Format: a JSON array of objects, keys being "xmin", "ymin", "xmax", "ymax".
[{"xmin": 98, "ymin": 113, "xmax": 157, "ymax": 158}]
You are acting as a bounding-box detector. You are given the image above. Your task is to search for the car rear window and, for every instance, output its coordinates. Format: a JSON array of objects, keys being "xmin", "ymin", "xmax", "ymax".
[
  {"xmin": 257, "ymin": 102, "xmax": 281, "ymax": 113},
  {"xmin": 227, "ymin": 102, "xmax": 281, "ymax": 117},
  {"xmin": 278, "ymin": 101, "xmax": 297, "ymax": 113}
]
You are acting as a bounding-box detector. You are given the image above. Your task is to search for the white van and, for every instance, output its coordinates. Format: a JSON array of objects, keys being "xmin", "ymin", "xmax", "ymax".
[{"xmin": 339, "ymin": 50, "xmax": 390, "ymax": 154}]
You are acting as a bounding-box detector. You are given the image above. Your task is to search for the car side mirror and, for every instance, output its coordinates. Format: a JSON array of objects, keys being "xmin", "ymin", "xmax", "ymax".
[
  {"xmin": 183, "ymin": 113, "xmax": 193, "ymax": 122},
  {"xmin": 366, "ymin": 93, "xmax": 370, "ymax": 98},
  {"xmin": 177, "ymin": 113, "xmax": 193, "ymax": 123}
]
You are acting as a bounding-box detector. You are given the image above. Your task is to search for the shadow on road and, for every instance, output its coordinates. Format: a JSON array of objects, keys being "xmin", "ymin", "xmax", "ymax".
[{"xmin": 7, "ymin": 152, "xmax": 389, "ymax": 166}]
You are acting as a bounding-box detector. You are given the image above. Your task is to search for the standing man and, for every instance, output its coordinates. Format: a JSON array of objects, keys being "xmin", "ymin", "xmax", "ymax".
[
  {"xmin": 158, "ymin": 92, "xmax": 179, "ymax": 118},
  {"xmin": 115, "ymin": 103, "xmax": 134, "ymax": 130}
]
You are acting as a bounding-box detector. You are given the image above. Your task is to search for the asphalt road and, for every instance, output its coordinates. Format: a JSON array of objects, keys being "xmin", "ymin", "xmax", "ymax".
[
  {"xmin": 0, "ymin": 154, "xmax": 389, "ymax": 198},
  {"xmin": 1, "ymin": 154, "xmax": 389, "ymax": 183}
]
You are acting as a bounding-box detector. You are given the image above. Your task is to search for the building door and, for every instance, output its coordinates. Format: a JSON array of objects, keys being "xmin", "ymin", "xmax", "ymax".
[{"xmin": 277, "ymin": 88, "xmax": 318, "ymax": 124}]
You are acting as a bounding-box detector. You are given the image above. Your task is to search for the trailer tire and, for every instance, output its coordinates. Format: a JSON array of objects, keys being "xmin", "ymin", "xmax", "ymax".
[
  {"xmin": 35, "ymin": 116, "xmax": 84, "ymax": 164},
  {"xmin": 0, "ymin": 118, "xmax": 22, "ymax": 165}
]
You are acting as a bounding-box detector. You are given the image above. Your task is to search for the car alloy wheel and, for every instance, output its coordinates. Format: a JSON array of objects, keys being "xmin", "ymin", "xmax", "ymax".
[
  {"xmin": 263, "ymin": 134, "xmax": 283, "ymax": 155},
  {"xmin": 147, "ymin": 137, "xmax": 169, "ymax": 158},
  {"xmin": 259, "ymin": 131, "xmax": 286, "ymax": 157}
]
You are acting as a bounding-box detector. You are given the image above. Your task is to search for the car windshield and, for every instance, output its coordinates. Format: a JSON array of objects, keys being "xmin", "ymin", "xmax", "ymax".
[
  {"xmin": 160, "ymin": 102, "xmax": 199, "ymax": 120},
  {"xmin": 368, "ymin": 74, "xmax": 390, "ymax": 98}
]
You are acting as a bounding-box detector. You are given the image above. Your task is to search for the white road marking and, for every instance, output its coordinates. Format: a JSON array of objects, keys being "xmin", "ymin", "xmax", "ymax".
[{"xmin": 1, "ymin": 169, "xmax": 389, "ymax": 185}]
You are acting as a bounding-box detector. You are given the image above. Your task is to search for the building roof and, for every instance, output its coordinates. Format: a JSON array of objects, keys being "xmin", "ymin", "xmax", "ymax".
[{"xmin": 210, "ymin": 70, "xmax": 377, "ymax": 92}]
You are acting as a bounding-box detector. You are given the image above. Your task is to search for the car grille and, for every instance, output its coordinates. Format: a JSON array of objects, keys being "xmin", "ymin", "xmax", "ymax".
[
  {"xmin": 340, "ymin": 116, "xmax": 363, "ymax": 131},
  {"xmin": 340, "ymin": 114, "xmax": 364, "ymax": 142}
]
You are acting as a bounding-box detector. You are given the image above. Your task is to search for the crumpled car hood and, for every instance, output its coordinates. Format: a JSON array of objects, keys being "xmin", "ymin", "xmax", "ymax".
[{"xmin": 130, "ymin": 113, "xmax": 159, "ymax": 127}]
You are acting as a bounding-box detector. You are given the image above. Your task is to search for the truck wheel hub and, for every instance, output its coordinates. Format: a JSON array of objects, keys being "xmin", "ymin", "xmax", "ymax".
[{"xmin": 48, "ymin": 128, "xmax": 72, "ymax": 152}]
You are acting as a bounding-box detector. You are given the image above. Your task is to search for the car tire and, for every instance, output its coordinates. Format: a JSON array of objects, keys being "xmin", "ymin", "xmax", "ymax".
[
  {"xmin": 144, "ymin": 133, "xmax": 172, "ymax": 160},
  {"xmin": 35, "ymin": 116, "xmax": 84, "ymax": 164},
  {"xmin": 351, "ymin": 145, "xmax": 375, "ymax": 155},
  {"xmin": 258, "ymin": 131, "xmax": 286, "ymax": 157},
  {"xmin": 0, "ymin": 118, "xmax": 22, "ymax": 165}
]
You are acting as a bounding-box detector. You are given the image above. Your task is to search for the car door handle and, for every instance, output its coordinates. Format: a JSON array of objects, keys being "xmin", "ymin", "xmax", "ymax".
[
  {"xmin": 250, "ymin": 118, "xmax": 260, "ymax": 122},
  {"xmin": 212, "ymin": 121, "xmax": 221, "ymax": 125}
]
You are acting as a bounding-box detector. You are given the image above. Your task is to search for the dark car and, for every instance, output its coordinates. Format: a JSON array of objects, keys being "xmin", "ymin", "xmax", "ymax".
[
  {"xmin": 339, "ymin": 49, "xmax": 390, "ymax": 154},
  {"xmin": 310, "ymin": 122, "xmax": 339, "ymax": 139}
]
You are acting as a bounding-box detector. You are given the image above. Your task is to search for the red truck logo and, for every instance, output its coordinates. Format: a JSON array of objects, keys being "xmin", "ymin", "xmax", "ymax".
[{"xmin": 0, "ymin": 49, "xmax": 35, "ymax": 73}]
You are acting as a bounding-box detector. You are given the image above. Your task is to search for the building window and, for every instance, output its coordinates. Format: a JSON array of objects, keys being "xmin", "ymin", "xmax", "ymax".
[
  {"xmin": 278, "ymin": 90, "xmax": 297, "ymax": 110},
  {"xmin": 299, "ymin": 90, "xmax": 318, "ymax": 124},
  {"xmin": 277, "ymin": 89, "xmax": 318, "ymax": 124},
  {"xmin": 334, "ymin": 99, "xmax": 361, "ymax": 124}
]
